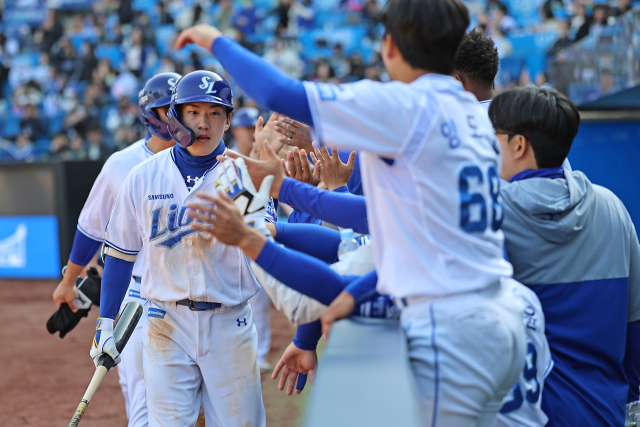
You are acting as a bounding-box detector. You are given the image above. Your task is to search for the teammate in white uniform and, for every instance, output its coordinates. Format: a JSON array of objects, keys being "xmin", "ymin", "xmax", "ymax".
[
  {"xmin": 90, "ymin": 70, "xmax": 266, "ymax": 427},
  {"xmin": 172, "ymin": 0, "xmax": 527, "ymax": 424},
  {"xmin": 53, "ymin": 72, "xmax": 181, "ymax": 427}
]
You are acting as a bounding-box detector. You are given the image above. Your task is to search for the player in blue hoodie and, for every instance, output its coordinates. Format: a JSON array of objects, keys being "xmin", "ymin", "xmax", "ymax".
[{"xmin": 491, "ymin": 86, "xmax": 640, "ymax": 427}]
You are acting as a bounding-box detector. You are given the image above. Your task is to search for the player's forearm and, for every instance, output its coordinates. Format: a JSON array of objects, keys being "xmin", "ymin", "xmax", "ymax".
[
  {"xmin": 99, "ymin": 255, "xmax": 135, "ymax": 319},
  {"xmin": 255, "ymin": 240, "xmax": 355, "ymax": 305},
  {"xmin": 274, "ymin": 222, "xmax": 341, "ymax": 263},
  {"xmin": 293, "ymin": 320, "xmax": 322, "ymax": 350},
  {"xmin": 344, "ymin": 270, "xmax": 379, "ymax": 304},
  {"xmin": 279, "ymin": 178, "xmax": 369, "ymax": 234},
  {"xmin": 60, "ymin": 261, "xmax": 86, "ymax": 288},
  {"xmin": 69, "ymin": 229, "xmax": 103, "ymax": 267},
  {"xmin": 210, "ymin": 37, "xmax": 313, "ymax": 125}
]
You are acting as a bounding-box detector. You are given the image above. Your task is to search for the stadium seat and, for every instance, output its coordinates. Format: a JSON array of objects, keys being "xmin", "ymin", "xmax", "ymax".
[
  {"xmin": 155, "ymin": 25, "xmax": 176, "ymax": 56},
  {"xmin": 95, "ymin": 45, "xmax": 124, "ymax": 69}
]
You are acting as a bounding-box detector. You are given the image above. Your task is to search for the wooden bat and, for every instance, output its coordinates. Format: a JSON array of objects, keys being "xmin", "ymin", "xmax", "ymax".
[{"xmin": 67, "ymin": 302, "xmax": 143, "ymax": 427}]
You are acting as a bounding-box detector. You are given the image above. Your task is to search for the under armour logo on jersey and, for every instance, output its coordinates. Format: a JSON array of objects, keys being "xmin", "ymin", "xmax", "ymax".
[
  {"xmin": 236, "ymin": 318, "xmax": 247, "ymax": 326},
  {"xmin": 199, "ymin": 77, "xmax": 218, "ymax": 94},
  {"xmin": 186, "ymin": 175, "xmax": 200, "ymax": 184}
]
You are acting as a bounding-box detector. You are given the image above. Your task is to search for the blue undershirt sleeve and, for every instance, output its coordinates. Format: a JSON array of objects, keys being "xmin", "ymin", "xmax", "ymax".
[
  {"xmin": 279, "ymin": 178, "xmax": 369, "ymax": 234},
  {"xmin": 287, "ymin": 209, "xmax": 322, "ymax": 226},
  {"xmin": 624, "ymin": 320, "xmax": 640, "ymax": 402},
  {"xmin": 255, "ymin": 240, "xmax": 357, "ymax": 305},
  {"xmin": 344, "ymin": 270, "xmax": 379, "ymax": 304},
  {"xmin": 274, "ymin": 222, "xmax": 341, "ymax": 263},
  {"xmin": 211, "ymin": 37, "xmax": 313, "ymax": 125},
  {"xmin": 293, "ymin": 320, "xmax": 322, "ymax": 351},
  {"xmin": 69, "ymin": 229, "xmax": 103, "ymax": 266},
  {"xmin": 99, "ymin": 255, "xmax": 135, "ymax": 319}
]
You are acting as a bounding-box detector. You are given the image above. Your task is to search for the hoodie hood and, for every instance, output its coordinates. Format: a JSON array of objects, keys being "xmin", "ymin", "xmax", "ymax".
[{"xmin": 501, "ymin": 171, "xmax": 594, "ymax": 244}]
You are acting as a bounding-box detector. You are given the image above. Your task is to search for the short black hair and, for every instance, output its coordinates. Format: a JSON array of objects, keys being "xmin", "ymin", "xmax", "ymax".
[
  {"xmin": 380, "ymin": 0, "xmax": 470, "ymax": 74},
  {"xmin": 455, "ymin": 30, "xmax": 499, "ymax": 87},
  {"xmin": 489, "ymin": 87, "xmax": 580, "ymax": 168}
]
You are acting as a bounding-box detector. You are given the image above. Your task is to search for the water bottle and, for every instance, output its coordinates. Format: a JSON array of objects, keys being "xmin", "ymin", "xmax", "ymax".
[{"xmin": 338, "ymin": 228, "xmax": 359, "ymax": 261}]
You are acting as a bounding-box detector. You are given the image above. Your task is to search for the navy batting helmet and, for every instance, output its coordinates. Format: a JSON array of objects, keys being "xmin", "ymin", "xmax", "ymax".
[
  {"xmin": 138, "ymin": 72, "xmax": 182, "ymax": 141},
  {"xmin": 230, "ymin": 107, "xmax": 260, "ymax": 130},
  {"xmin": 167, "ymin": 70, "xmax": 234, "ymax": 148}
]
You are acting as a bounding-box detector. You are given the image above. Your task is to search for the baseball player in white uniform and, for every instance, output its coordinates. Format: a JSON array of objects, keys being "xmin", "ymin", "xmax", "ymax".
[
  {"xmin": 90, "ymin": 70, "xmax": 266, "ymax": 427},
  {"xmin": 53, "ymin": 72, "xmax": 181, "ymax": 427},
  {"xmin": 172, "ymin": 0, "xmax": 527, "ymax": 424}
]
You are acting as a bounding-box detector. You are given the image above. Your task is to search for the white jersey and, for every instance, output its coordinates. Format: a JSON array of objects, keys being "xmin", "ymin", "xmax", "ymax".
[
  {"xmin": 304, "ymin": 74, "xmax": 512, "ymax": 298},
  {"xmin": 77, "ymin": 139, "xmax": 155, "ymax": 280},
  {"xmin": 104, "ymin": 148, "xmax": 261, "ymax": 304},
  {"xmin": 497, "ymin": 280, "xmax": 553, "ymax": 427}
]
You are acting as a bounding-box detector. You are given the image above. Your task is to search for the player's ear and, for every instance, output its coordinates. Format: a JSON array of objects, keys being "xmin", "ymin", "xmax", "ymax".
[
  {"xmin": 511, "ymin": 134, "xmax": 528, "ymax": 161},
  {"xmin": 225, "ymin": 113, "xmax": 231, "ymax": 131}
]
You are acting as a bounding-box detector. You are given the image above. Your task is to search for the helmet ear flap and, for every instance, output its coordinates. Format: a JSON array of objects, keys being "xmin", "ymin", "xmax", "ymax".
[{"xmin": 167, "ymin": 104, "xmax": 196, "ymax": 148}]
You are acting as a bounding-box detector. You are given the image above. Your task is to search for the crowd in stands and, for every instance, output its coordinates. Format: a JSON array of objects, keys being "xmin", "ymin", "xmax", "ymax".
[{"xmin": 0, "ymin": 0, "xmax": 636, "ymax": 163}]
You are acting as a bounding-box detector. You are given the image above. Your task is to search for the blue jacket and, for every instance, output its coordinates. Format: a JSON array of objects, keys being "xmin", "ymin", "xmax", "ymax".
[{"xmin": 502, "ymin": 170, "xmax": 640, "ymax": 427}]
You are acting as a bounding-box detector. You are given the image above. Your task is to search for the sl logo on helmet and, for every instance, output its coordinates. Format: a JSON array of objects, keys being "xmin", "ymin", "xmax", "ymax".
[
  {"xmin": 199, "ymin": 77, "xmax": 218, "ymax": 94},
  {"xmin": 168, "ymin": 78, "xmax": 177, "ymax": 89}
]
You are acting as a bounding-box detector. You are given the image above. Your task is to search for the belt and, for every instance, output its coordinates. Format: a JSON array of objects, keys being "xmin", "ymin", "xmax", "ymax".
[
  {"xmin": 176, "ymin": 299, "xmax": 222, "ymax": 311},
  {"xmin": 133, "ymin": 276, "xmax": 142, "ymax": 284}
]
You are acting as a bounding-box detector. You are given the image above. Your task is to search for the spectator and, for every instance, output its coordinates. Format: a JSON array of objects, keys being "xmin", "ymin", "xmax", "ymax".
[
  {"xmin": 214, "ymin": 0, "xmax": 235, "ymax": 34},
  {"xmin": 536, "ymin": 71, "xmax": 553, "ymax": 89},
  {"xmin": 491, "ymin": 28, "xmax": 512, "ymax": 59},
  {"xmin": 571, "ymin": 4, "xmax": 591, "ymax": 42},
  {"xmin": 310, "ymin": 59, "xmax": 335, "ymax": 83},
  {"xmin": 329, "ymin": 44, "xmax": 350, "ymax": 79},
  {"xmin": 106, "ymin": 96, "xmax": 141, "ymax": 137},
  {"xmin": 537, "ymin": 3, "xmax": 563, "ymax": 36},
  {"xmin": 263, "ymin": 37, "xmax": 304, "ymax": 79},
  {"xmin": 157, "ymin": 2, "xmax": 175, "ymax": 25},
  {"xmin": 590, "ymin": 5, "xmax": 610, "ymax": 37},
  {"xmin": 233, "ymin": 0, "xmax": 260, "ymax": 35},
  {"xmin": 35, "ymin": 10, "xmax": 63, "ymax": 54},
  {"xmin": 78, "ymin": 42, "xmax": 99, "ymax": 82},
  {"xmin": 547, "ymin": 20, "xmax": 574, "ymax": 56},
  {"xmin": 10, "ymin": 133, "xmax": 35, "ymax": 162},
  {"xmin": 86, "ymin": 127, "xmax": 109, "ymax": 161},
  {"xmin": 272, "ymin": 0, "xmax": 292, "ymax": 31},
  {"xmin": 348, "ymin": 52, "xmax": 366, "ymax": 80},
  {"xmin": 123, "ymin": 27, "xmax": 155, "ymax": 78},
  {"xmin": 52, "ymin": 38, "xmax": 78, "ymax": 79},
  {"xmin": 493, "ymin": 4, "xmax": 517, "ymax": 35},
  {"xmin": 49, "ymin": 132, "xmax": 71, "ymax": 160},
  {"xmin": 19, "ymin": 104, "xmax": 45, "ymax": 140},
  {"xmin": 612, "ymin": 0, "xmax": 632, "ymax": 17},
  {"xmin": 69, "ymin": 134, "xmax": 87, "ymax": 159},
  {"xmin": 291, "ymin": 0, "xmax": 315, "ymax": 32}
]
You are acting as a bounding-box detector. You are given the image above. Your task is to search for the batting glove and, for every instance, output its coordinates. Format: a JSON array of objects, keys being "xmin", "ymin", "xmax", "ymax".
[
  {"xmin": 214, "ymin": 158, "xmax": 274, "ymax": 231},
  {"xmin": 89, "ymin": 317, "xmax": 121, "ymax": 368}
]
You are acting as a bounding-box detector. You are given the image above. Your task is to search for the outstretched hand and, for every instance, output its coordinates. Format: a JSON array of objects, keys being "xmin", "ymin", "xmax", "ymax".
[
  {"xmin": 274, "ymin": 117, "xmax": 314, "ymax": 153},
  {"xmin": 252, "ymin": 113, "xmax": 285, "ymax": 159},
  {"xmin": 287, "ymin": 147, "xmax": 320, "ymax": 187},
  {"xmin": 175, "ymin": 24, "xmax": 222, "ymax": 51},
  {"xmin": 310, "ymin": 147, "xmax": 356, "ymax": 191},
  {"xmin": 272, "ymin": 342, "xmax": 318, "ymax": 395}
]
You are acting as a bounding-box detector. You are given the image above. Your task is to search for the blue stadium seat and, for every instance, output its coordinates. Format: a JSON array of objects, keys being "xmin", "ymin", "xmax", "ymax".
[
  {"xmin": 95, "ymin": 45, "xmax": 124, "ymax": 69},
  {"xmin": 498, "ymin": 56, "xmax": 524, "ymax": 84},
  {"xmin": 1, "ymin": 112, "xmax": 21, "ymax": 139}
]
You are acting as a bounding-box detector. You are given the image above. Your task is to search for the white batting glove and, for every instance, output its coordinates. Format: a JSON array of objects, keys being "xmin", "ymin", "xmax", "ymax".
[
  {"xmin": 89, "ymin": 317, "xmax": 121, "ymax": 368},
  {"xmin": 214, "ymin": 158, "xmax": 274, "ymax": 231}
]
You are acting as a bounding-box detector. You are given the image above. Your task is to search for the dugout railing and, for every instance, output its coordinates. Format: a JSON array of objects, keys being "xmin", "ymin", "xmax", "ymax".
[{"xmin": 303, "ymin": 317, "xmax": 422, "ymax": 427}]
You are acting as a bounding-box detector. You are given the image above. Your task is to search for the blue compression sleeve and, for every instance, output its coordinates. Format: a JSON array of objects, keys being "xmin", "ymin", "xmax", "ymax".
[
  {"xmin": 274, "ymin": 222, "xmax": 341, "ymax": 263},
  {"xmin": 279, "ymin": 178, "xmax": 369, "ymax": 234},
  {"xmin": 344, "ymin": 270, "xmax": 379, "ymax": 304},
  {"xmin": 99, "ymin": 255, "xmax": 134, "ymax": 319},
  {"xmin": 624, "ymin": 320, "xmax": 640, "ymax": 402},
  {"xmin": 255, "ymin": 240, "xmax": 358, "ymax": 305},
  {"xmin": 287, "ymin": 209, "xmax": 322, "ymax": 226},
  {"xmin": 294, "ymin": 320, "xmax": 322, "ymax": 351},
  {"xmin": 69, "ymin": 229, "xmax": 103, "ymax": 266},
  {"xmin": 211, "ymin": 37, "xmax": 313, "ymax": 125}
]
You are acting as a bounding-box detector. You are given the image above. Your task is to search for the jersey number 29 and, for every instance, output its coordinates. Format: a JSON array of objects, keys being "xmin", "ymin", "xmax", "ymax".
[
  {"xmin": 500, "ymin": 341, "xmax": 540, "ymax": 414},
  {"xmin": 459, "ymin": 164, "xmax": 502, "ymax": 233}
]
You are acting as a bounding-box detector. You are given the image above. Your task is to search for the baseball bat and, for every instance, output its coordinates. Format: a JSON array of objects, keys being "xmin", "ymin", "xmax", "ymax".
[{"xmin": 67, "ymin": 301, "xmax": 143, "ymax": 427}]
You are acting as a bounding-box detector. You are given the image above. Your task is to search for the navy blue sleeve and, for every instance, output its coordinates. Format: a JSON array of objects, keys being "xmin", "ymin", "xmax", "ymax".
[
  {"xmin": 624, "ymin": 320, "xmax": 640, "ymax": 402},
  {"xmin": 99, "ymin": 255, "xmax": 134, "ymax": 319},
  {"xmin": 293, "ymin": 320, "xmax": 322, "ymax": 351},
  {"xmin": 279, "ymin": 178, "xmax": 369, "ymax": 234},
  {"xmin": 69, "ymin": 229, "xmax": 103, "ymax": 266},
  {"xmin": 211, "ymin": 37, "xmax": 313, "ymax": 125},
  {"xmin": 274, "ymin": 222, "xmax": 341, "ymax": 263},
  {"xmin": 344, "ymin": 270, "xmax": 379, "ymax": 304},
  {"xmin": 287, "ymin": 209, "xmax": 322, "ymax": 226},
  {"xmin": 255, "ymin": 240, "xmax": 358, "ymax": 305}
]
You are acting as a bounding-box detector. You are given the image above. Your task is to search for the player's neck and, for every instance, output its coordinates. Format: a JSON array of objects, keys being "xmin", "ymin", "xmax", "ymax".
[
  {"xmin": 392, "ymin": 66, "xmax": 433, "ymax": 84},
  {"xmin": 146, "ymin": 135, "xmax": 175, "ymax": 154},
  {"xmin": 473, "ymin": 86, "xmax": 494, "ymax": 103}
]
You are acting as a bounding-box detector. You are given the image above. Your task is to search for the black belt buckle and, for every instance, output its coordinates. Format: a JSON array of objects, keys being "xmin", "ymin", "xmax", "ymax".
[{"xmin": 188, "ymin": 300, "xmax": 208, "ymax": 311}]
